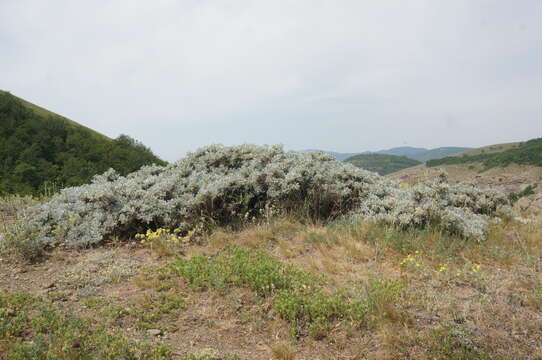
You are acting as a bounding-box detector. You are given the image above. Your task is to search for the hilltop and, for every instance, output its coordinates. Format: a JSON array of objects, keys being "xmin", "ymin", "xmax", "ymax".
[
  {"xmin": 0, "ymin": 90, "xmax": 166, "ymax": 195},
  {"xmin": 344, "ymin": 153, "xmax": 421, "ymax": 175}
]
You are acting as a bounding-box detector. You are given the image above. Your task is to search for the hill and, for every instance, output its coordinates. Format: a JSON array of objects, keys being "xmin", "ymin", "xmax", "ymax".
[
  {"xmin": 403, "ymin": 147, "xmax": 472, "ymax": 162},
  {"xmin": 305, "ymin": 146, "xmax": 472, "ymax": 162},
  {"xmin": 344, "ymin": 153, "xmax": 421, "ymax": 175},
  {"xmin": 0, "ymin": 90, "xmax": 166, "ymax": 195},
  {"xmin": 427, "ymin": 139, "xmax": 541, "ymax": 169},
  {"xmin": 391, "ymin": 139, "xmax": 542, "ymax": 211}
]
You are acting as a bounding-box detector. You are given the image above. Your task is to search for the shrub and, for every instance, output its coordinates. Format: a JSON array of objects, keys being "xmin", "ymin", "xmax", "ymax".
[
  {"xmin": 508, "ymin": 184, "xmax": 537, "ymax": 204},
  {"xmin": 4, "ymin": 145, "xmax": 509, "ymax": 252}
]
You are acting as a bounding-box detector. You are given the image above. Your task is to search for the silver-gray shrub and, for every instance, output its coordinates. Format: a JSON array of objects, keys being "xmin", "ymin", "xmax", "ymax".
[{"xmin": 6, "ymin": 145, "xmax": 510, "ymax": 249}]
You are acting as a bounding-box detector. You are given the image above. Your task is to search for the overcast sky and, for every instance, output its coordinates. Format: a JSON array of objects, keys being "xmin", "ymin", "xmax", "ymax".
[{"xmin": 1, "ymin": 1, "xmax": 541, "ymax": 161}]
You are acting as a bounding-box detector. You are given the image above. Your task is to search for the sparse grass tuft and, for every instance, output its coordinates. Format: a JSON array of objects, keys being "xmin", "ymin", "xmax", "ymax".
[{"xmin": 270, "ymin": 342, "xmax": 296, "ymax": 360}]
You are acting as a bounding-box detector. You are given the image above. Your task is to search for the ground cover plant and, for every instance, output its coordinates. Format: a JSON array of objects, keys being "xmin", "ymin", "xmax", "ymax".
[
  {"xmin": 1, "ymin": 213, "xmax": 542, "ymax": 359},
  {"xmin": 0, "ymin": 292, "xmax": 173, "ymax": 359},
  {"xmin": 2, "ymin": 144, "xmax": 510, "ymax": 262}
]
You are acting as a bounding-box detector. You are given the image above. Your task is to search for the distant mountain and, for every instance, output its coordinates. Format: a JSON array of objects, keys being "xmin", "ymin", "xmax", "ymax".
[
  {"xmin": 0, "ymin": 90, "xmax": 166, "ymax": 195},
  {"xmin": 344, "ymin": 153, "xmax": 421, "ymax": 175},
  {"xmin": 375, "ymin": 146, "xmax": 428, "ymax": 158},
  {"xmin": 304, "ymin": 146, "xmax": 472, "ymax": 162},
  {"xmin": 400, "ymin": 147, "xmax": 472, "ymax": 162}
]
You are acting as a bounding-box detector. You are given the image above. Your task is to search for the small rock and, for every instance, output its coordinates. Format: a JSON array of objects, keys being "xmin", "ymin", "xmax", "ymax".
[
  {"xmin": 147, "ymin": 329, "xmax": 162, "ymax": 337},
  {"xmin": 44, "ymin": 282, "xmax": 56, "ymax": 289}
]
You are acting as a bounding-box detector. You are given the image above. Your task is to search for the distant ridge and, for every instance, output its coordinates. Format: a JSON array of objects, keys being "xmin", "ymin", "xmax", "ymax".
[
  {"xmin": 303, "ymin": 149, "xmax": 367, "ymax": 161},
  {"xmin": 304, "ymin": 146, "xmax": 472, "ymax": 163},
  {"xmin": 344, "ymin": 153, "xmax": 421, "ymax": 175}
]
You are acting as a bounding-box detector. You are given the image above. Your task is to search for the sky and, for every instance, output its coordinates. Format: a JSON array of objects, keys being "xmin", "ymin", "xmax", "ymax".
[{"xmin": 1, "ymin": 0, "xmax": 541, "ymax": 162}]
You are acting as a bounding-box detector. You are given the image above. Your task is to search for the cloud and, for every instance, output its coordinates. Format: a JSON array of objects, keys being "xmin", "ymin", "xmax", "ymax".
[{"xmin": 1, "ymin": 0, "xmax": 541, "ymax": 161}]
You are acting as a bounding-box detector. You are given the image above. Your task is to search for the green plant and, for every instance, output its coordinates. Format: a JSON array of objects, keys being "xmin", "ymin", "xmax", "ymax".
[
  {"xmin": 169, "ymin": 246, "xmax": 404, "ymax": 339},
  {"xmin": 0, "ymin": 292, "xmax": 173, "ymax": 359},
  {"xmin": 131, "ymin": 292, "xmax": 186, "ymax": 329},
  {"xmin": 420, "ymin": 323, "xmax": 489, "ymax": 360},
  {"xmin": 508, "ymin": 184, "xmax": 537, "ymax": 204}
]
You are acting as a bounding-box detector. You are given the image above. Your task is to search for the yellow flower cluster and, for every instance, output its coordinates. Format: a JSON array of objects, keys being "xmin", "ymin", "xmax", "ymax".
[
  {"xmin": 438, "ymin": 263, "xmax": 448, "ymax": 272},
  {"xmin": 135, "ymin": 228, "xmax": 187, "ymax": 246},
  {"xmin": 399, "ymin": 251, "xmax": 422, "ymax": 268},
  {"xmin": 471, "ymin": 264, "xmax": 481, "ymax": 273}
]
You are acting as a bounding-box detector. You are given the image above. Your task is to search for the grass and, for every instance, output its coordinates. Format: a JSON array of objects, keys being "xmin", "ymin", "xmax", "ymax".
[
  {"xmin": 270, "ymin": 343, "xmax": 296, "ymax": 360},
  {"xmin": 2, "ymin": 213, "xmax": 542, "ymax": 358},
  {"xmin": 167, "ymin": 245, "xmax": 405, "ymax": 339},
  {"xmin": 0, "ymin": 292, "xmax": 173, "ymax": 360}
]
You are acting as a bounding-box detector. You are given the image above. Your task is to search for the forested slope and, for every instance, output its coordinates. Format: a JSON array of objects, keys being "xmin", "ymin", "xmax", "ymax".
[{"xmin": 0, "ymin": 91, "xmax": 166, "ymax": 195}]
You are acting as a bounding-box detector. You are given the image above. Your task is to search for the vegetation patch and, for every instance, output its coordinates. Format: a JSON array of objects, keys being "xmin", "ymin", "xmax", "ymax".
[
  {"xmin": 0, "ymin": 91, "xmax": 166, "ymax": 196},
  {"xmin": 508, "ymin": 183, "xmax": 538, "ymax": 204},
  {"xmin": 0, "ymin": 292, "xmax": 173, "ymax": 359},
  {"xmin": 427, "ymin": 138, "xmax": 542, "ymax": 169},
  {"xmin": 2, "ymin": 145, "xmax": 511, "ymax": 262},
  {"xmin": 168, "ymin": 246, "xmax": 405, "ymax": 339}
]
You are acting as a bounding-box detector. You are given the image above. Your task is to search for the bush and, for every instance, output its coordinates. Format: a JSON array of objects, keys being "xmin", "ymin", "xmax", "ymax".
[{"xmin": 5, "ymin": 145, "xmax": 510, "ymax": 252}]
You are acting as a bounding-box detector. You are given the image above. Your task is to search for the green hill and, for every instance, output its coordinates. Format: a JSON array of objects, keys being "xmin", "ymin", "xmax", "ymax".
[
  {"xmin": 427, "ymin": 138, "xmax": 542, "ymax": 169},
  {"xmin": 305, "ymin": 146, "xmax": 472, "ymax": 162},
  {"xmin": 0, "ymin": 90, "xmax": 166, "ymax": 195},
  {"xmin": 405, "ymin": 147, "xmax": 472, "ymax": 162},
  {"xmin": 344, "ymin": 153, "xmax": 421, "ymax": 175}
]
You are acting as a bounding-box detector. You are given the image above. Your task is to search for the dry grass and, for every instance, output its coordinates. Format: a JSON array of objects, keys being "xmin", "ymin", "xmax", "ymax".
[
  {"xmin": 2, "ymin": 213, "xmax": 542, "ymax": 359},
  {"xmin": 270, "ymin": 343, "xmax": 296, "ymax": 360}
]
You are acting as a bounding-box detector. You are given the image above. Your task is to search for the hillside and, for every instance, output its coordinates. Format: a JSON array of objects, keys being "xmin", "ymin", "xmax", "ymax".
[
  {"xmin": 406, "ymin": 147, "xmax": 472, "ymax": 162},
  {"xmin": 344, "ymin": 153, "xmax": 421, "ymax": 175},
  {"xmin": 391, "ymin": 139, "xmax": 542, "ymax": 211},
  {"xmin": 427, "ymin": 139, "xmax": 541, "ymax": 169},
  {"xmin": 0, "ymin": 90, "xmax": 166, "ymax": 195},
  {"xmin": 0, "ymin": 145, "xmax": 540, "ymax": 359},
  {"xmin": 305, "ymin": 146, "xmax": 472, "ymax": 162}
]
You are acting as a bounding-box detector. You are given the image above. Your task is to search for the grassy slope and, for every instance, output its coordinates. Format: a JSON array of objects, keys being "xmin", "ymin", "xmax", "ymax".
[
  {"xmin": 390, "ymin": 140, "xmax": 542, "ymax": 210},
  {"xmin": 0, "ymin": 90, "xmax": 110, "ymax": 142},
  {"xmin": 344, "ymin": 153, "xmax": 421, "ymax": 175},
  {"xmin": 1, "ymin": 213, "xmax": 542, "ymax": 359},
  {"xmin": 427, "ymin": 140, "xmax": 542, "ymax": 168}
]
